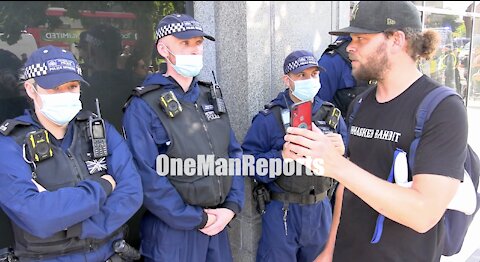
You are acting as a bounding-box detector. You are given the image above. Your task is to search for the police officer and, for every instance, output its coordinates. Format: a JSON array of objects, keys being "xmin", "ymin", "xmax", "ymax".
[
  {"xmin": 242, "ymin": 50, "xmax": 348, "ymax": 262},
  {"xmin": 122, "ymin": 14, "xmax": 244, "ymax": 262},
  {"xmin": 317, "ymin": 36, "xmax": 356, "ymax": 103},
  {"xmin": 0, "ymin": 45, "xmax": 143, "ymax": 262}
]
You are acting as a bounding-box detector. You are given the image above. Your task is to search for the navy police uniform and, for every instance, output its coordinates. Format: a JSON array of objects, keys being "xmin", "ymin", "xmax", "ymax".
[
  {"xmin": 317, "ymin": 36, "xmax": 356, "ymax": 102},
  {"xmin": 122, "ymin": 73, "xmax": 244, "ymax": 262},
  {"xmin": 242, "ymin": 90, "xmax": 348, "ymax": 262},
  {"xmin": 0, "ymin": 110, "xmax": 143, "ymax": 262}
]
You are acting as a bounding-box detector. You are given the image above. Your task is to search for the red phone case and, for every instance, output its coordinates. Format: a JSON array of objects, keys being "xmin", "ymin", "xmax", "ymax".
[{"xmin": 290, "ymin": 101, "xmax": 312, "ymax": 130}]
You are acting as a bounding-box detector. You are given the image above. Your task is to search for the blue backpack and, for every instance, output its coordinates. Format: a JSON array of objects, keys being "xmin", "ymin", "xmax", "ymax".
[{"xmin": 349, "ymin": 86, "xmax": 480, "ymax": 256}]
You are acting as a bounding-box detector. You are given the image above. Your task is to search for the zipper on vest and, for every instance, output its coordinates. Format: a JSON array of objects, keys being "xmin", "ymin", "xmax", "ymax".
[{"xmin": 194, "ymin": 102, "xmax": 223, "ymax": 202}]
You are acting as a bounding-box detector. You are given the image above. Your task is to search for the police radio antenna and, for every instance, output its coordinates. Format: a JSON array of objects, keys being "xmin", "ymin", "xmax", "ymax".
[
  {"xmin": 95, "ymin": 98, "xmax": 102, "ymax": 119},
  {"xmin": 212, "ymin": 71, "xmax": 218, "ymax": 84}
]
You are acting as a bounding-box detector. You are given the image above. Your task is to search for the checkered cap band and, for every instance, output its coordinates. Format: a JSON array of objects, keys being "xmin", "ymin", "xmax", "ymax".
[
  {"xmin": 156, "ymin": 20, "xmax": 204, "ymax": 39},
  {"xmin": 285, "ymin": 55, "xmax": 318, "ymax": 74},
  {"xmin": 24, "ymin": 63, "xmax": 48, "ymax": 79},
  {"xmin": 24, "ymin": 59, "xmax": 82, "ymax": 80}
]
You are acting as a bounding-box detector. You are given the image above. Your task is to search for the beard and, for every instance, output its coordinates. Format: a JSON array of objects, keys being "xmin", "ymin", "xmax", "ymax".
[{"xmin": 352, "ymin": 41, "xmax": 389, "ymax": 82}]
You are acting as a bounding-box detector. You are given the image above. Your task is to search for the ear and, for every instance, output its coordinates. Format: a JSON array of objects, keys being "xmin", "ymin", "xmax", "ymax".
[
  {"xmin": 282, "ymin": 75, "xmax": 293, "ymax": 90},
  {"xmin": 391, "ymin": 31, "xmax": 407, "ymax": 54},
  {"xmin": 24, "ymin": 81, "xmax": 37, "ymax": 100},
  {"xmin": 157, "ymin": 41, "xmax": 169, "ymax": 58}
]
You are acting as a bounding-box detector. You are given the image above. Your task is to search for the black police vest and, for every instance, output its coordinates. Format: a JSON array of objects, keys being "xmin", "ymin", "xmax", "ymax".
[
  {"xmin": 0, "ymin": 111, "xmax": 122, "ymax": 261},
  {"xmin": 267, "ymin": 103, "xmax": 335, "ymax": 195},
  {"xmin": 136, "ymin": 82, "xmax": 233, "ymax": 207}
]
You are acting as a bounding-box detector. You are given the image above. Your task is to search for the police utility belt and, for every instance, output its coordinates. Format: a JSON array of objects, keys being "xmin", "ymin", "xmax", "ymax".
[{"xmin": 271, "ymin": 191, "xmax": 327, "ymax": 205}]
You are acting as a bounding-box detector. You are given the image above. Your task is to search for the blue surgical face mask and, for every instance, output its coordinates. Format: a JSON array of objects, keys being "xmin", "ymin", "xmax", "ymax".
[
  {"xmin": 289, "ymin": 77, "xmax": 321, "ymax": 101},
  {"xmin": 34, "ymin": 88, "xmax": 82, "ymax": 126},
  {"xmin": 164, "ymin": 45, "xmax": 203, "ymax": 77}
]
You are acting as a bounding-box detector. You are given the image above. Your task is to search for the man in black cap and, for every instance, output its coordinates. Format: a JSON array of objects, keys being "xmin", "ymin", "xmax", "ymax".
[
  {"xmin": 123, "ymin": 14, "xmax": 244, "ymax": 262},
  {"xmin": 281, "ymin": 2, "xmax": 468, "ymax": 262},
  {"xmin": 242, "ymin": 50, "xmax": 348, "ymax": 262}
]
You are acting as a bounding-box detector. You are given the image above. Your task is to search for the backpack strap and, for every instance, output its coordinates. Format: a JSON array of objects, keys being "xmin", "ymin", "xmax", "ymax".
[
  {"xmin": 347, "ymin": 86, "xmax": 376, "ymax": 126},
  {"xmin": 408, "ymin": 86, "xmax": 459, "ymax": 173}
]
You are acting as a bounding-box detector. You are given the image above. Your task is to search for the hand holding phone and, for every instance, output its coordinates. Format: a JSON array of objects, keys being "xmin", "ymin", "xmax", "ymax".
[{"xmin": 290, "ymin": 100, "xmax": 312, "ymax": 130}]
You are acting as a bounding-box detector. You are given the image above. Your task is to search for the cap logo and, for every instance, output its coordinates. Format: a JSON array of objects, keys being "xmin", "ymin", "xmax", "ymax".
[
  {"xmin": 46, "ymin": 59, "xmax": 76, "ymax": 72},
  {"xmin": 183, "ymin": 20, "xmax": 203, "ymax": 31},
  {"xmin": 386, "ymin": 18, "xmax": 396, "ymax": 25},
  {"xmin": 156, "ymin": 20, "xmax": 204, "ymax": 39}
]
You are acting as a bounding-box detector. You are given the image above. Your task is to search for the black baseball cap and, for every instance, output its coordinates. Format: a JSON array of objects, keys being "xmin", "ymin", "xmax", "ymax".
[
  {"xmin": 156, "ymin": 14, "xmax": 215, "ymax": 41},
  {"xmin": 330, "ymin": 1, "xmax": 422, "ymax": 36}
]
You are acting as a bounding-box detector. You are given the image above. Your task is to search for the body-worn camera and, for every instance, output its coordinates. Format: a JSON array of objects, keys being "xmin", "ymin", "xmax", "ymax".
[
  {"xmin": 314, "ymin": 102, "xmax": 341, "ymax": 134},
  {"xmin": 160, "ymin": 91, "xmax": 182, "ymax": 118},
  {"xmin": 26, "ymin": 129, "xmax": 53, "ymax": 162},
  {"xmin": 89, "ymin": 99, "xmax": 108, "ymax": 158},
  {"xmin": 210, "ymin": 71, "xmax": 226, "ymax": 114}
]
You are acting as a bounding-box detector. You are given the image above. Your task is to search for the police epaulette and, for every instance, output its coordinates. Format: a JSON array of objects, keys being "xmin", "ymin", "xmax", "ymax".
[
  {"xmin": 197, "ymin": 80, "xmax": 213, "ymax": 88},
  {"xmin": 324, "ymin": 38, "xmax": 348, "ymax": 55},
  {"xmin": 321, "ymin": 100, "xmax": 335, "ymax": 107},
  {"xmin": 264, "ymin": 102, "xmax": 275, "ymax": 110},
  {"xmin": 132, "ymin": 85, "xmax": 162, "ymax": 97},
  {"xmin": 260, "ymin": 102, "xmax": 276, "ymax": 115},
  {"xmin": 0, "ymin": 119, "xmax": 31, "ymax": 136}
]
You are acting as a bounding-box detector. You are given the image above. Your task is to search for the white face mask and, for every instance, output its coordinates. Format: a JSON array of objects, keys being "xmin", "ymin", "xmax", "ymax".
[
  {"xmin": 289, "ymin": 77, "xmax": 321, "ymax": 101},
  {"xmin": 35, "ymin": 90, "xmax": 82, "ymax": 126},
  {"xmin": 164, "ymin": 45, "xmax": 203, "ymax": 77}
]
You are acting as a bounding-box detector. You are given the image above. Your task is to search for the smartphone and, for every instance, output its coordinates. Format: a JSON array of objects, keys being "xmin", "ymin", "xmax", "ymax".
[{"xmin": 290, "ymin": 100, "xmax": 312, "ymax": 130}]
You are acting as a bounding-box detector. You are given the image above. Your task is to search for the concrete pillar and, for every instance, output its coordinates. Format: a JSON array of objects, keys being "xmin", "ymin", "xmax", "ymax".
[{"xmin": 194, "ymin": 2, "xmax": 349, "ymax": 261}]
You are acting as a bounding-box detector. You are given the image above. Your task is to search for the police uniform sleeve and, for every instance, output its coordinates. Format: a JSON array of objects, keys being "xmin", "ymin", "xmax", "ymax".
[
  {"xmin": 241, "ymin": 111, "xmax": 283, "ymax": 184},
  {"xmin": 318, "ymin": 54, "xmax": 355, "ymax": 102},
  {"xmin": 0, "ymin": 135, "xmax": 117, "ymax": 239},
  {"xmin": 79, "ymin": 121, "xmax": 143, "ymax": 239},
  {"xmin": 336, "ymin": 116, "xmax": 349, "ymax": 149},
  {"xmin": 123, "ymin": 97, "xmax": 207, "ymax": 230}
]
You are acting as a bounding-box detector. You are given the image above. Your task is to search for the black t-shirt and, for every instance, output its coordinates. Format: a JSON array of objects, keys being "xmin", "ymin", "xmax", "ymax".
[{"xmin": 333, "ymin": 75, "xmax": 468, "ymax": 262}]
